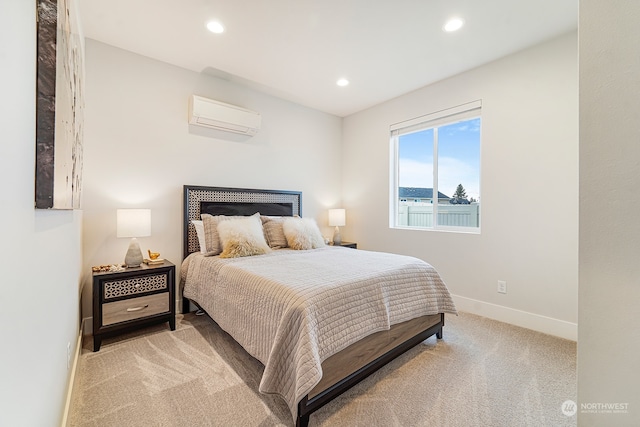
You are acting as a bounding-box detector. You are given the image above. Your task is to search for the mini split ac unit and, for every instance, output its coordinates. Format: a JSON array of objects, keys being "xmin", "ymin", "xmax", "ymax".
[{"xmin": 188, "ymin": 95, "xmax": 261, "ymax": 136}]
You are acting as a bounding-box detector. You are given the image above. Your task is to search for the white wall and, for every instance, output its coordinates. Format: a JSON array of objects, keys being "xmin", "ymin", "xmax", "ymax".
[
  {"xmin": 0, "ymin": 1, "xmax": 83, "ymax": 426},
  {"xmin": 81, "ymin": 40, "xmax": 343, "ymax": 322},
  {"xmin": 342, "ymin": 33, "xmax": 578, "ymax": 339},
  {"xmin": 578, "ymin": 1, "xmax": 640, "ymax": 425}
]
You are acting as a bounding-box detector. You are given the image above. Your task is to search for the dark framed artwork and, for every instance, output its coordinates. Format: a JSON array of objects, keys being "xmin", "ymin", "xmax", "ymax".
[{"xmin": 35, "ymin": 0, "xmax": 84, "ymax": 209}]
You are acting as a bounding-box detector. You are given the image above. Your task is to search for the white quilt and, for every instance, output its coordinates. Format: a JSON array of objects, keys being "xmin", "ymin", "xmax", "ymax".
[{"xmin": 181, "ymin": 246, "xmax": 457, "ymax": 421}]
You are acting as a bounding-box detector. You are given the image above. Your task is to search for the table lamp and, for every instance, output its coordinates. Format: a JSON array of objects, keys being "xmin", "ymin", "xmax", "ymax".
[
  {"xmin": 117, "ymin": 209, "xmax": 151, "ymax": 267},
  {"xmin": 328, "ymin": 208, "xmax": 346, "ymax": 245}
]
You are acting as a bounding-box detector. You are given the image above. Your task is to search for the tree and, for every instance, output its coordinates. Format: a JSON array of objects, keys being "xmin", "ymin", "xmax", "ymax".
[{"xmin": 453, "ymin": 184, "xmax": 467, "ymax": 200}]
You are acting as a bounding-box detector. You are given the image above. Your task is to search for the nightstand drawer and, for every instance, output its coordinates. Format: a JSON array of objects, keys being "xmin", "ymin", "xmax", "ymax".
[
  {"xmin": 103, "ymin": 273, "xmax": 168, "ymax": 300},
  {"xmin": 103, "ymin": 293, "xmax": 169, "ymax": 326}
]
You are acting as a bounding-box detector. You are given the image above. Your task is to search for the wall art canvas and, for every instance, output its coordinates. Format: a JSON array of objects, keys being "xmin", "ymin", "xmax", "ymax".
[{"xmin": 35, "ymin": 0, "xmax": 84, "ymax": 209}]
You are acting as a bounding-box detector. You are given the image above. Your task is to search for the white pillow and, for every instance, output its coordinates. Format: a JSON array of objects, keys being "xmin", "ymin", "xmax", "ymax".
[
  {"xmin": 201, "ymin": 213, "xmax": 260, "ymax": 256},
  {"xmin": 282, "ymin": 217, "xmax": 325, "ymax": 250},
  {"xmin": 217, "ymin": 215, "xmax": 272, "ymax": 258},
  {"xmin": 191, "ymin": 220, "xmax": 206, "ymax": 253}
]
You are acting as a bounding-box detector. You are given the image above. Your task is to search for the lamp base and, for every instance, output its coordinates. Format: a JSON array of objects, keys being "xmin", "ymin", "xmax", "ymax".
[
  {"xmin": 124, "ymin": 238, "xmax": 144, "ymax": 267},
  {"xmin": 332, "ymin": 226, "xmax": 342, "ymax": 245}
]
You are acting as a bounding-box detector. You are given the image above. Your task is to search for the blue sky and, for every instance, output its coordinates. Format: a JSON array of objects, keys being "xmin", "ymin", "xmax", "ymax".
[{"xmin": 398, "ymin": 118, "xmax": 481, "ymax": 200}]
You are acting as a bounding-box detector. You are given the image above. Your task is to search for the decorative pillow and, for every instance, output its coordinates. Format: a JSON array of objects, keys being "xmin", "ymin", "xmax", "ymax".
[
  {"xmin": 191, "ymin": 220, "xmax": 207, "ymax": 253},
  {"xmin": 282, "ymin": 217, "xmax": 325, "ymax": 250},
  {"xmin": 217, "ymin": 215, "xmax": 271, "ymax": 258},
  {"xmin": 201, "ymin": 212, "xmax": 260, "ymax": 256},
  {"xmin": 260, "ymin": 216, "xmax": 288, "ymax": 248}
]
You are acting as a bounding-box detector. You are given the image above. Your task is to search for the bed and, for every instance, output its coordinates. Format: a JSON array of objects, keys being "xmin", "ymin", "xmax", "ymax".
[{"xmin": 180, "ymin": 185, "xmax": 457, "ymax": 426}]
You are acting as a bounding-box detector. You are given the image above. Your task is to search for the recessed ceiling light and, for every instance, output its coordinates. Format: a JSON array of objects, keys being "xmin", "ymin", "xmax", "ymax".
[
  {"xmin": 206, "ymin": 21, "xmax": 225, "ymax": 34},
  {"xmin": 443, "ymin": 18, "xmax": 464, "ymax": 32},
  {"xmin": 336, "ymin": 78, "xmax": 349, "ymax": 87}
]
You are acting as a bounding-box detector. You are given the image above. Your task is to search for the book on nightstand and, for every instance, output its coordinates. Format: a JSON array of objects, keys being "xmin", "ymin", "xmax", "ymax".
[{"xmin": 143, "ymin": 258, "xmax": 165, "ymax": 265}]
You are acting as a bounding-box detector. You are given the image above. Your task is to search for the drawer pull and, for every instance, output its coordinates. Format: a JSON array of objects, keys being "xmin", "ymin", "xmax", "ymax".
[{"xmin": 126, "ymin": 304, "xmax": 149, "ymax": 312}]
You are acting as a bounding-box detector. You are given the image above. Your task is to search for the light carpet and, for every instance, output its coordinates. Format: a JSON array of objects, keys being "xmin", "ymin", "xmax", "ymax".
[{"xmin": 69, "ymin": 312, "xmax": 576, "ymax": 426}]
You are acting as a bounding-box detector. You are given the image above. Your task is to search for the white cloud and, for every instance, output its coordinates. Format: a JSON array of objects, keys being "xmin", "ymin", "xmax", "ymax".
[
  {"xmin": 399, "ymin": 157, "xmax": 480, "ymax": 200},
  {"xmin": 399, "ymin": 159, "xmax": 432, "ymax": 188},
  {"xmin": 438, "ymin": 156, "xmax": 480, "ymax": 199}
]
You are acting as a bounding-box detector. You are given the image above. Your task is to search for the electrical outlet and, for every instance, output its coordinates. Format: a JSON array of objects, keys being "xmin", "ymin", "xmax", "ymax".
[
  {"xmin": 67, "ymin": 342, "xmax": 71, "ymax": 370},
  {"xmin": 497, "ymin": 280, "xmax": 507, "ymax": 294}
]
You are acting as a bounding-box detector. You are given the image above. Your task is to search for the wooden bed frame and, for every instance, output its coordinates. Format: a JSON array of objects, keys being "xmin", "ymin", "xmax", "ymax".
[{"xmin": 182, "ymin": 185, "xmax": 446, "ymax": 427}]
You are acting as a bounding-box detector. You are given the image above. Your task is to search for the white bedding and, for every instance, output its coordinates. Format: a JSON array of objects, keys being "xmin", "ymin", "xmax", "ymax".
[{"xmin": 181, "ymin": 246, "xmax": 457, "ymax": 420}]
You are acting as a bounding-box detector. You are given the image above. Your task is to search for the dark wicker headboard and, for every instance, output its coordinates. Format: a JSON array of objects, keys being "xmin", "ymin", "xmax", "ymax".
[{"xmin": 183, "ymin": 185, "xmax": 302, "ymax": 258}]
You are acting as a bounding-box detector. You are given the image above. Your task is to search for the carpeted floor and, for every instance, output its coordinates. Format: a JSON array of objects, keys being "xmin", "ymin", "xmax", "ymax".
[{"xmin": 69, "ymin": 312, "xmax": 576, "ymax": 427}]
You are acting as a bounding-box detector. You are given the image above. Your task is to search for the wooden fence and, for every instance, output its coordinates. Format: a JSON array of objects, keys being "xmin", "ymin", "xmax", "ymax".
[{"xmin": 397, "ymin": 204, "xmax": 479, "ymax": 227}]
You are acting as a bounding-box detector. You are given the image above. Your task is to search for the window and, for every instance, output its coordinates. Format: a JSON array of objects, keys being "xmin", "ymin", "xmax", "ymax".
[{"xmin": 390, "ymin": 101, "xmax": 481, "ymax": 231}]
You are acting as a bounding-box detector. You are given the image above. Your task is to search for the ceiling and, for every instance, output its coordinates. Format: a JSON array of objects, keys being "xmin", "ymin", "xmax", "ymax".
[{"xmin": 79, "ymin": 0, "xmax": 577, "ymax": 117}]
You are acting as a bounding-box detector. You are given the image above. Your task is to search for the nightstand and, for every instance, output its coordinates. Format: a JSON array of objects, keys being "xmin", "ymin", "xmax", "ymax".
[
  {"xmin": 92, "ymin": 261, "xmax": 175, "ymax": 351},
  {"xmin": 333, "ymin": 241, "xmax": 357, "ymax": 249}
]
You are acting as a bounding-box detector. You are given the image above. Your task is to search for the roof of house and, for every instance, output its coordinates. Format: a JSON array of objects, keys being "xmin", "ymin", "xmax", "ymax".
[
  {"xmin": 398, "ymin": 187, "xmax": 449, "ymax": 199},
  {"xmin": 449, "ymin": 197, "xmax": 471, "ymax": 204}
]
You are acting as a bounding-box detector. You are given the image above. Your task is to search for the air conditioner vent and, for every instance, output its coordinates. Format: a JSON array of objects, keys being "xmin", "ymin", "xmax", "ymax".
[{"xmin": 188, "ymin": 95, "xmax": 261, "ymax": 136}]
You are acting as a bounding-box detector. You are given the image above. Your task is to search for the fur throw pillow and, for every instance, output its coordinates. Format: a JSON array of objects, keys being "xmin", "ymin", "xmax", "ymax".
[
  {"xmin": 217, "ymin": 214, "xmax": 271, "ymax": 258},
  {"xmin": 282, "ymin": 217, "xmax": 325, "ymax": 250}
]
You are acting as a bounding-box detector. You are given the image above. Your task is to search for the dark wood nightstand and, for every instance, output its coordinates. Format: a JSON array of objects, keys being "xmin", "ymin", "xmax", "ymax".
[
  {"xmin": 332, "ymin": 241, "xmax": 357, "ymax": 249},
  {"xmin": 92, "ymin": 261, "xmax": 175, "ymax": 351}
]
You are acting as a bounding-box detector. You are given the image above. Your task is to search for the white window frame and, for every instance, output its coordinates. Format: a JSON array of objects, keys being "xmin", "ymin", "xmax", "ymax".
[{"xmin": 389, "ymin": 100, "xmax": 482, "ymax": 233}]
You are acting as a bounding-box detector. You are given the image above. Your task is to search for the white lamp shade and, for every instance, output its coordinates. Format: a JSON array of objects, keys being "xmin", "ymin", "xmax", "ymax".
[
  {"xmin": 328, "ymin": 209, "xmax": 346, "ymax": 227},
  {"xmin": 117, "ymin": 209, "xmax": 151, "ymax": 238}
]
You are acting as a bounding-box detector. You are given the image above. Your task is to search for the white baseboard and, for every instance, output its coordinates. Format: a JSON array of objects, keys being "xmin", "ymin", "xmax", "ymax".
[
  {"xmin": 60, "ymin": 327, "xmax": 83, "ymax": 427},
  {"xmin": 451, "ymin": 294, "xmax": 577, "ymax": 341}
]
